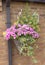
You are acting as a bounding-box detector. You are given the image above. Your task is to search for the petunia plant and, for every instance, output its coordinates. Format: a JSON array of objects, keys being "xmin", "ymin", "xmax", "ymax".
[{"xmin": 3, "ymin": 4, "xmax": 40, "ymax": 59}]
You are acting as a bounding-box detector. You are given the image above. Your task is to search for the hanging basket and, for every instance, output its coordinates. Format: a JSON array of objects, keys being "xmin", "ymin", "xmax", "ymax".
[
  {"xmin": 3, "ymin": 4, "xmax": 40, "ymax": 56},
  {"xmin": 14, "ymin": 39, "xmax": 22, "ymax": 53}
]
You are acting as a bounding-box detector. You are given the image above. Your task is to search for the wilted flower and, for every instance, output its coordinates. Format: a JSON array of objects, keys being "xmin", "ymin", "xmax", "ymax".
[
  {"xmin": 21, "ymin": 9, "xmax": 22, "ymax": 12},
  {"xmin": 18, "ymin": 12, "xmax": 22, "ymax": 16},
  {"xmin": 3, "ymin": 32, "xmax": 6, "ymax": 37}
]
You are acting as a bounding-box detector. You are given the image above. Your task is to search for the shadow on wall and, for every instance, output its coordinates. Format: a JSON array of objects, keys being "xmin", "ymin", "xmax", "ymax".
[{"xmin": 2, "ymin": 0, "xmax": 45, "ymax": 3}]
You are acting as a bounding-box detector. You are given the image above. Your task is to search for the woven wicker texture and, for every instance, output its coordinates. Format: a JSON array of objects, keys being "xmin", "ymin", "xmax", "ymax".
[{"xmin": 1, "ymin": 2, "xmax": 45, "ymax": 65}]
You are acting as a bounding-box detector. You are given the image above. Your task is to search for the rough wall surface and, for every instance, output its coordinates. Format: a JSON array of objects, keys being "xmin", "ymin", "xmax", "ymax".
[
  {"xmin": 0, "ymin": 1, "xmax": 9, "ymax": 65},
  {"xmin": 1, "ymin": 2, "xmax": 45, "ymax": 65}
]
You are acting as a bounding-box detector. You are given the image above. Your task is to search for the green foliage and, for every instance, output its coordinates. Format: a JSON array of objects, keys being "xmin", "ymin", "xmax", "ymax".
[
  {"xmin": 15, "ymin": 4, "xmax": 40, "ymax": 58},
  {"xmin": 17, "ymin": 4, "xmax": 40, "ymax": 32}
]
